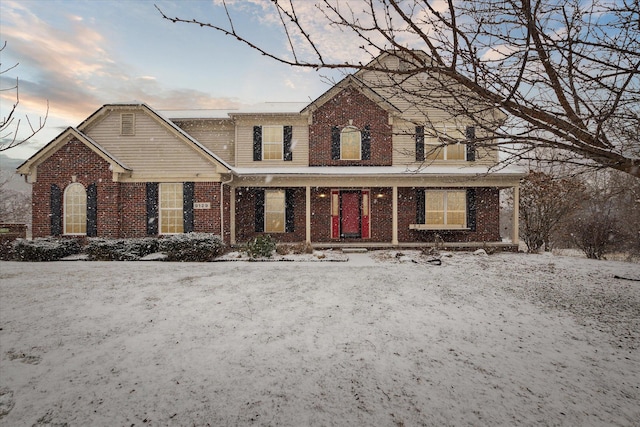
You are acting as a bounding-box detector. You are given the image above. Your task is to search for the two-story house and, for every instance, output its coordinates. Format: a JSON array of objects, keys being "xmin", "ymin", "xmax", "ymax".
[{"xmin": 17, "ymin": 51, "xmax": 525, "ymax": 249}]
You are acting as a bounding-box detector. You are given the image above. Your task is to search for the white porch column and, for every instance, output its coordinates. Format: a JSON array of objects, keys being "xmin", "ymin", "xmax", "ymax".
[
  {"xmin": 392, "ymin": 186, "xmax": 399, "ymax": 246},
  {"xmin": 230, "ymin": 187, "xmax": 236, "ymax": 245},
  {"xmin": 512, "ymin": 185, "xmax": 519, "ymax": 244},
  {"xmin": 306, "ymin": 186, "xmax": 311, "ymax": 244}
]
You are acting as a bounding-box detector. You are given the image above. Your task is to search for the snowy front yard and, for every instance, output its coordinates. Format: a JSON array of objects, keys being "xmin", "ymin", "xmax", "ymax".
[{"xmin": 1, "ymin": 251, "xmax": 639, "ymax": 426}]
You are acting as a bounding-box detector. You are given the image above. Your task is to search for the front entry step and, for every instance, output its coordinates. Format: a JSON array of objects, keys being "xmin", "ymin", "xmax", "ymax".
[{"xmin": 342, "ymin": 248, "xmax": 368, "ymax": 253}]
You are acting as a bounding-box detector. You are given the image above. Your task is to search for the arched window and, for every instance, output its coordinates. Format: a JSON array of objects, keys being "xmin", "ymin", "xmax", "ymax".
[
  {"xmin": 64, "ymin": 183, "xmax": 86, "ymax": 235},
  {"xmin": 340, "ymin": 126, "xmax": 361, "ymax": 160}
]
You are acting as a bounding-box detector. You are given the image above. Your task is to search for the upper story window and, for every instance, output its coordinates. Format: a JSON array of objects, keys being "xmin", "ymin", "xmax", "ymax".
[
  {"xmin": 416, "ymin": 125, "xmax": 475, "ymax": 162},
  {"xmin": 331, "ymin": 124, "xmax": 371, "ymax": 161},
  {"xmin": 64, "ymin": 183, "xmax": 87, "ymax": 235},
  {"xmin": 253, "ymin": 125, "xmax": 293, "ymax": 161},
  {"xmin": 121, "ymin": 113, "xmax": 135, "ymax": 136},
  {"xmin": 340, "ymin": 127, "xmax": 361, "ymax": 160},
  {"xmin": 262, "ymin": 125, "xmax": 284, "ymax": 160}
]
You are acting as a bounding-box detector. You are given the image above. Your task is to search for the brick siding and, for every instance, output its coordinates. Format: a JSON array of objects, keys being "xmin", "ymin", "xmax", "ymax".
[
  {"xmin": 309, "ymin": 87, "xmax": 393, "ymax": 166},
  {"xmin": 397, "ymin": 187, "xmax": 501, "ymax": 243}
]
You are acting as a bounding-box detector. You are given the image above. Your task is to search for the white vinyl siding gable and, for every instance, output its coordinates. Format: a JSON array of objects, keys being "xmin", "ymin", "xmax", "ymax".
[
  {"xmin": 84, "ymin": 109, "xmax": 220, "ymax": 177},
  {"xmin": 172, "ymin": 119, "xmax": 235, "ymax": 166},
  {"xmin": 235, "ymin": 117, "xmax": 309, "ymax": 167}
]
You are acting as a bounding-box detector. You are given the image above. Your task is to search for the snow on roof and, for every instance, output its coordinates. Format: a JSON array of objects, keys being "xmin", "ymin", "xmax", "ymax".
[
  {"xmin": 160, "ymin": 102, "xmax": 309, "ymax": 120},
  {"xmin": 231, "ymin": 165, "xmax": 526, "ymax": 177}
]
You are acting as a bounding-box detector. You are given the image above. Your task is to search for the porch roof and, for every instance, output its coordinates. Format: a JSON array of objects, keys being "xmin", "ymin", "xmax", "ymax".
[{"xmin": 231, "ymin": 165, "xmax": 526, "ymax": 178}]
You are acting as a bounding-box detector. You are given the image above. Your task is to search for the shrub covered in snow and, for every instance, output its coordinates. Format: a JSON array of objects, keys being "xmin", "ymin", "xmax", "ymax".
[
  {"xmin": 158, "ymin": 233, "xmax": 225, "ymax": 262},
  {"xmin": 244, "ymin": 234, "xmax": 277, "ymax": 258},
  {"xmin": 86, "ymin": 238, "xmax": 159, "ymax": 261},
  {"xmin": 12, "ymin": 238, "xmax": 81, "ymax": 262}
]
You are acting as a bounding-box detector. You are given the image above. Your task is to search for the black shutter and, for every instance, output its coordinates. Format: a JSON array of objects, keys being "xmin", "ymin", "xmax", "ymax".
[
  {"xmin": 415, "ymin": 126, "xmax": 425, "ymax": 161},
  {"xmin": 285, "ymin": 189, "xmax": 295, "ymax": 233},
  {"xmin": 416, "ymin": 189, "xmax": 425, "ymax": 224},
  {"xmin": 467, "ymin": 188, "xmax": 477, "ymax": 231},
  {"xmin": 253, "ymin": 126, "xmax": 262, "ymax": 161},
  {"xmin": 183, "ymin": 182, "xmax": 195, "ymax": 233},
  {"xmin": 86, "ymin": 183, "xmax": 98, "ymax": 237},
  {"xmin": 146, "ymin": 182, "xmax": 159, "ymax": 235},
  {"xmin": 50, "ymin": 184, "xmax": 62, "ymax": 236},
  {"xmin": 361, "ymin": 125, "xmax": 371, "ymax": 160},
  {"xmin": 283, "ymin": 126, "xmax": 293, "ymax": 161},
  {"xmin": 255, "ymin": 189, "xmax": 265, "ymax": 232},
  {"xmin": 465, "ymin": 126, "xmax": 476, "ymax": 161},
  {"xmin": 331, "ymin": 126, "xmax": 340, "ymax": 160}
]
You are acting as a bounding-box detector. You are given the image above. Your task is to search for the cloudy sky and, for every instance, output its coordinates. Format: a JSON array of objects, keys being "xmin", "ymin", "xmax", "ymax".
[{"xmin": 1, "ymin": 0, "xmax": 378, "ymax": 161}]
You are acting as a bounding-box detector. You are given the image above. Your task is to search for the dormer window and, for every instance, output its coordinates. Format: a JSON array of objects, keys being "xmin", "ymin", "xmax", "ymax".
[{"xmin": 121, "ymin": 113, "xmax": 135, "ymax": 136}]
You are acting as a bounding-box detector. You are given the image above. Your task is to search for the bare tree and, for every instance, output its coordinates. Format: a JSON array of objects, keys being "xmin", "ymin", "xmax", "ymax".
[
  {"xmin": 1, "ymin": 42, "xmax": 49, "ymax": 152},
  {"xmin": 157, "ymin": 0, "xmax": 640, "ymax": 177},
  {"xmin": 519, "ymin": 170, "xmax": 585, "ymax": 253}
]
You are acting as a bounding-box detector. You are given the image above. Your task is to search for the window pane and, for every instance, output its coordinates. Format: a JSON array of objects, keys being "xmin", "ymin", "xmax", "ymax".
[
  {"xmin": 425, "ymin": 192, "xmax": 445, "ymax": 225},
  {"xmin": 64, "ymin": 183, "xmax": 87, "ymax": 235},
  {"xmin": 426, "ymin": 144, "xmax": 445, "ymax": 160},
  {"xmin": 263, "ymin": 126, "xmax": 283, "ymax": 160},
  {"xmin": 341, "ymin": 128, "xmax": 361, "ymax": 160},
  {"xmin": 160, "ymin": 183, "xmax": 183, "ymax": 234},
  {"xmin": 265, "ymin": 190, "xmax": 285, "ymax": 233},
  {"xmin": 425, "ymin": 190, "xmax": 466, "ymax": 227},
  {"xmin": 448, "ymin": 143, "xmax": 466, "ymax": 160}
]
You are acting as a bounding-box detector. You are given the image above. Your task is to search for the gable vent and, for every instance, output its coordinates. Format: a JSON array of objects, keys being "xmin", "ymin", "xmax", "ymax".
[{"xmin": 121, "ymin": 113, "xmax": 135, "ymax": 136}]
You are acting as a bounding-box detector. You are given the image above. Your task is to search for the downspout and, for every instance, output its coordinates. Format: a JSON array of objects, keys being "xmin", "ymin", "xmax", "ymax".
[{"xmin": 220, "ymin": 173, "xmax": 234, "ymax": 244}]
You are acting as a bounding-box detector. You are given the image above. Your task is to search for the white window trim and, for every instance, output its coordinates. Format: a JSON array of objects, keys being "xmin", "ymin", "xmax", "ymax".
[
  {"xmin": 159, "ymin": 183, "xmax": 183, "ymax": 235},
  {"xmin": 63, "ymin": 183, "xmax": 87, "ymax": 235},
  {"xmin": 262, "ymin": 125, "xmax": 284, "ymax": 161},
  {"xmin": 340, "ymin": 126, "xmax": 361, "ymax": 160}
]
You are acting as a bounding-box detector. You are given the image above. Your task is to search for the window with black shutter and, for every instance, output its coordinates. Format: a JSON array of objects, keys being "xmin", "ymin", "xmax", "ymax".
[
  {"xmin": 465, "ymin": 126, "xmax": 476, "ymax": 161},
  {"xmin": 183, "ymin": 182, "xmax": 195, "ymax": 233},
  {"xmin": 50, "ymin": 184, "xmax": 62, "ymax": 236},
  {"xmin": 146, "ymin": 182, "xmax": 159, "ymax": 235},
  {"xmin": 415, "ymin": 126, "xmax": 425, "ymax": 161},
  {"xmin": 86, "ymin": 183, "xmax": 98, "ymax": 237}
]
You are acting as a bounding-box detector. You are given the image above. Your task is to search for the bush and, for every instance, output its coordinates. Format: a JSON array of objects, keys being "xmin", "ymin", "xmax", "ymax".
[
  {"xmin": 244, "ymin": 234, "xmax": 277, "ymax": 258},
  {"xmin": 569, "ymin": 211, "xmax": 620, "ymax": 260},
  {"xmin": 158, "ymin": 233, "xmax": 225, "ymax": 262},
  {"xmin": 12, "ymin": 238, "xmax": 81, "ymax": 262},
  {"xmin": 86, "ymin": 238, "xmax": 159, "ymax": 261},
  {"xmin": 275, "ymin": 242, "xmax": 313, "ymax": 255}
]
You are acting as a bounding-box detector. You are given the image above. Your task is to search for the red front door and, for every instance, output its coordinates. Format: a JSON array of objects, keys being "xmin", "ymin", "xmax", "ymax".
[{"xmin": 340, "ymin": 191, "xmax": 361, "ymax": 238}]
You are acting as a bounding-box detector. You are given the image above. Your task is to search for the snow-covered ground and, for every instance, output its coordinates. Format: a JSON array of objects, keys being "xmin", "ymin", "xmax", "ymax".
[{"xmin": 1, "ymin": 251, "xmax": 639, "ymax": 426}]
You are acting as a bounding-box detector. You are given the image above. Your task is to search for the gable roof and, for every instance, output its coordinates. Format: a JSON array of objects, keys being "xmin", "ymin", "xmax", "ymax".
[
  {"xmin": 17, "ymin": 127, "xmax": 131, "ymax": 178},
  {"xmin": 301, "ymin": 74, "xmax": 400, "ymax": 115},
  {"xmin": 78, "ymin": 103, "xmax": 233, "ymax": 172}
]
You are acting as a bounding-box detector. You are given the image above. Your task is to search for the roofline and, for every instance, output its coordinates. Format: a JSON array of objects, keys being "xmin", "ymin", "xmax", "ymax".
[{"xmin": 17, "ymin": 127, "xmax": 131, "ymax": 175}]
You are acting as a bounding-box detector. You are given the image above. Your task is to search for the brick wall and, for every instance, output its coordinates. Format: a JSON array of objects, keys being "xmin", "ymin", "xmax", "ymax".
[
  {"xmin": 397, "ymin": 187, "xmax": 501, "ymax": 243},
  {"xmin": 234, "ymin": 187, "xmax": 307, "ymax": 244},
  {"xmin": 193, "ymin": 182, "xmax": 222, "ymax": 235},
  {"xmin": 32, "ymin": 139, "xmax": 116, "ymax": 238},
  {"xmin": 309, "ymin": 87, "xmax": 392, "ymax": 166}
]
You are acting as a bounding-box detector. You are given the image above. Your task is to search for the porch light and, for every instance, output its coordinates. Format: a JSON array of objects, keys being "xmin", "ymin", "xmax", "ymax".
[
  {"xmin": 375, "ymin": 193, "xmax": 385, "ymax": 198},
  {"xmin": 318, "ymin": 193, "xmax": 327, "ymax": 198}
]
